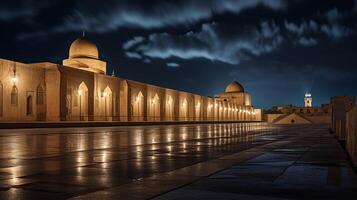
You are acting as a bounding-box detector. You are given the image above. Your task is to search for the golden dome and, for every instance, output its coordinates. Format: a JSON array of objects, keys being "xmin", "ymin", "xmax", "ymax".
[
  {"xmin": 225, "ymin": 81, "xmax": 244, "ymax": 93},
  {"xmin": 69, "ymin": 37, "xmax": 99, "ymax": 59}
]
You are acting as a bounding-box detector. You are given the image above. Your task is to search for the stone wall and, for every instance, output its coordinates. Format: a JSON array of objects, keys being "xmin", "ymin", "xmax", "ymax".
[
  {"xmin": 346, "ymin": 108, "xmax": 357, "ymax": 165},
  {"xmin": 263, "ymin": 114, "xmax": 284, "ymax": 123},
  {"xmin": 0, "ymin": 58, "xmax": 262, "ymax": 122},
  {"xmin": 331, "ymin": 96, "xmax": 355, "ymax": 140},
  {"xmin": 331, "ymin": 96, "xmax": 357, "ymax": 166}
]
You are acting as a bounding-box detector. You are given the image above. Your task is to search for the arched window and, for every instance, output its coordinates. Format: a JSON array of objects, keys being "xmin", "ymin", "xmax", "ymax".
[
  {"xmin": 11, "ymin": 86, "xmax": 18, "ymax": 106},
  {"xmin": 27, "ymin": 95, "xmax": 33, "ymax": 115},
  {"xmin": 36, "ymin": 85, "xmax": 45, "ymax": 105},
  {"xmin": 0, "ymin": 82, "xmax": 3, "ymax": 117}
]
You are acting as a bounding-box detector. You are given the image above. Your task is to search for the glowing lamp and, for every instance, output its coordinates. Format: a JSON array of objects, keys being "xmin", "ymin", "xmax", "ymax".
[{"xmin": 11, "ymin": 76, "xmax": 17, "ymax": 85}]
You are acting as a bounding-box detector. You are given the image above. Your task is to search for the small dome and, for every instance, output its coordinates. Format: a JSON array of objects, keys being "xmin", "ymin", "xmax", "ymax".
[
  {"xmin": 225, "ymin": 81, "xmax": 244, "ymax": 93},
  {"xmin": 69, "ymin": 37, "xmax": 99, "ymax": 59}
]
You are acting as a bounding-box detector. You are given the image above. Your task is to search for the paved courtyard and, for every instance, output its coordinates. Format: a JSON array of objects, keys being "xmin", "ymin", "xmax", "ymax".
[{"xmin": 0, "ymin": 123, "xmax": 356, "ymax": 199}]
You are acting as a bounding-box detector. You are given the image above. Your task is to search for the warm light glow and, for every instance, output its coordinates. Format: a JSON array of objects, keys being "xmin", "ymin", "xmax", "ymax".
[
  {"xmin": 167, "ymin": 98, "xmax": 172, "ymax": 105},
  {"xmin": 11, "ymin": 76, "xmax": 17, "ymax": 84},
  {"xmin": 102, "ymin": 91, "xmax": 107, "ymax": 97},
  {"xmin": 78, "ymin": 90, "xmax": 83, "ymax": 96},
  {"xmin": 152, "ymin": 98, "xmax": 156, "ymax": 104}
]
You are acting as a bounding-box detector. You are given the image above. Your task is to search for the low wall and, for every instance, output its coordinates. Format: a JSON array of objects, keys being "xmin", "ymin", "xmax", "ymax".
[
  {"xmin": 305, "ymin": 115, "xmax": 331, "ymax": 124},
  {"xmin": 264, "ymin": 114, "xmax": 284, "ymax": 123},
  {"xmin": 0, "ymin": 120, "xmax": 264, "ymax": 129}
]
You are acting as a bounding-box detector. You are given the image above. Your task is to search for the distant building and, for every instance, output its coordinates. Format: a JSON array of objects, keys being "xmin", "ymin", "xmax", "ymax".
[
  {"xmin": 304, "ymin": 92, "xmax": 312, "ymax": 107},
  {"xmin": 0, "ymin": 36, "xmax": 261, "ymax": 122},
  {"xmin": 264, "ymin": 93, "xmax": 331, "ymax": 124}
]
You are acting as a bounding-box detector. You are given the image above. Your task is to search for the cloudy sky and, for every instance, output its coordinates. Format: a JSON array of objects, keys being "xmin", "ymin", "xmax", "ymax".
[{"xmin": 1, "ymin": 0, "xmax": 356, "ymax": 108}]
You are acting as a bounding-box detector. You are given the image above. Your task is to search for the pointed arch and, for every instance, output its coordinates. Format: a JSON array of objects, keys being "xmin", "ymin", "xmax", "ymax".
[
  {"xmin": 180, "ymin": 98, "xmax": 188, "ymax": 121},
  {"xmin": 151, "ymin": 93, "xmax": 160, "ymax": 121},
  {"xmin": 11, "ymin": 86, "xmax": 18, "ymax": 106},
  {"xmin": 78, "ymin": 82, "xmax": 89, "ymax": 121},
  {"xmin": 132, "ymin": 91, "xmax": 144, "ymax": 121},
  {"xmin": 195, "ymin": 100, "xmax": 201, "ymax": 121},
  {"xmin": 103, "ymin": 86, "xmax": 113, "ymax": 121},
  {"xmin": 165, "ymin": 95, "xmax": 174, "ymax": 121},
  {"xmin": 36, "ymin": 84, "xmax": 45, "ymax": 105},
  {"xmin": 26, "ymin": 95, "xmax": 33, "ymax": 115}
]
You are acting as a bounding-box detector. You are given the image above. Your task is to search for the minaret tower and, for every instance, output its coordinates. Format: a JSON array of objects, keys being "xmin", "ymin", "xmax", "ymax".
[{"xmin": 304, "ymin": 93, "xmax": 312, "ymax": 107}]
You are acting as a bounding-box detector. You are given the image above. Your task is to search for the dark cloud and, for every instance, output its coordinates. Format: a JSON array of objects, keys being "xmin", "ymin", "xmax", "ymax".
[
  {"xmin": 166, "ymin": 62, "xmax": 180, "ymax": 67},
  {"xmin": 296, "ymin": 37, "xmax": 318, "ymax": 46},
  {"xmin": 0, "ymin": 0, "xmax": 36, "ymax": 21},
  {"xmin": 124, "ymin": 21, "xmax": 283, "ymax": 65},
  {"xmin": 0, "ymin": 0, "xmax": 56, "ymax": 21},
  {"xmin": 123, "ymin": 36, "xmax": 145, "ymax": 50},
  {"xmin": 55, "ymin": 0, "xmax": 285, "ymax": 31},
  {"xmin": 125, "ymin": 52, "xmax": 142, "ymax": 59}
]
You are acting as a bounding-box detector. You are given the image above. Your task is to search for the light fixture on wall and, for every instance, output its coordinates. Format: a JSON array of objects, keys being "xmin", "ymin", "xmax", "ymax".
[
  {"xmin": 11, "ymin": 75, "xmax": 17, "ymax": 85},
  {"xmin": 102, "ymin": 91, "xmax": 108, "ymax": 98},
  {"xmin": 78, "ymin": 90, "xmax": 83, "ymax": 96},
  {"xmin": 11, "ymin": 63, "xmax": 17, "ymax": 85}
]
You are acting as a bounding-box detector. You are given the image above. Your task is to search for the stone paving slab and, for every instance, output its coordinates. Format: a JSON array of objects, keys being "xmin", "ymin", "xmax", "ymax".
[
  {"xmin": 154, "ymin": 126, "xmax": 357, "ymax": 200},
  {"xmin": 70, "ymin": 140, "xmax": 293, "ymax": 200}
]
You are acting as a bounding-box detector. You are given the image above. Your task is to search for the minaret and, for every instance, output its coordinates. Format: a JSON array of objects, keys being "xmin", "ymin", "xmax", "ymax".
[
  {"xmin": 111, "ymin": 69, "xmax": 115, "ymax": 77},
  {"xmin": 304, "ymin": 93, "xmax": 312, "ymax": 107}
]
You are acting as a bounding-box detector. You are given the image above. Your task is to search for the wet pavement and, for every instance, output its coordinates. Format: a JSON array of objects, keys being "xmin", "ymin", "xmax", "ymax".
[
  {"xmin": 154, "ymin": 125, "xmax": 357, "ymax": 200},
  {"xmin": 0, "ymin": 123, "xmax": 282, "ymax": 199},
  {"xmin": 0, "ymin": 123, "xmax": 356, "ymax": 199}
]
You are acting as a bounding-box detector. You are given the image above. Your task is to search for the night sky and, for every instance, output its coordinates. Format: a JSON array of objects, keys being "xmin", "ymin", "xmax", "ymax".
[{"xmin": 1, "ymin": 0, "xmax": 356, "ymax": 108}]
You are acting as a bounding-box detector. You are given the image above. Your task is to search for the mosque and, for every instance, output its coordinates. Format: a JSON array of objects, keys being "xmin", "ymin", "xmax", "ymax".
[{"xmin": 0, "ymin": 36, "xmax": 261, "ymax": 122}]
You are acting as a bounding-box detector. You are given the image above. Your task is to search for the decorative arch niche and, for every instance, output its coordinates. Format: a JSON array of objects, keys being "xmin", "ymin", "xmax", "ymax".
[
  {"xmin": 151, "ymin": 93, "xmax": 160, "ymax": 121},
  {"xmin": 102, "ymin": 86, "xmax": 113, "ymax": 121},
  {"xmin": 132, "ymin": 91, "xmax": 144, "ymax": 121},
  {"xmin": 78, "ymin": 82, "xmax": 89, "ymax": 121}
]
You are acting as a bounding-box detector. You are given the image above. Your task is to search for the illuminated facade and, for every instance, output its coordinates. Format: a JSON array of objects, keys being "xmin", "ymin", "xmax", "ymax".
[
  {"xmin": 304, "ymin": 93, "xmax": 312, "ymax": 107},
  {"xmin": 0, "ymin": 37, "xmax": 261, "ymax": 122}
]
